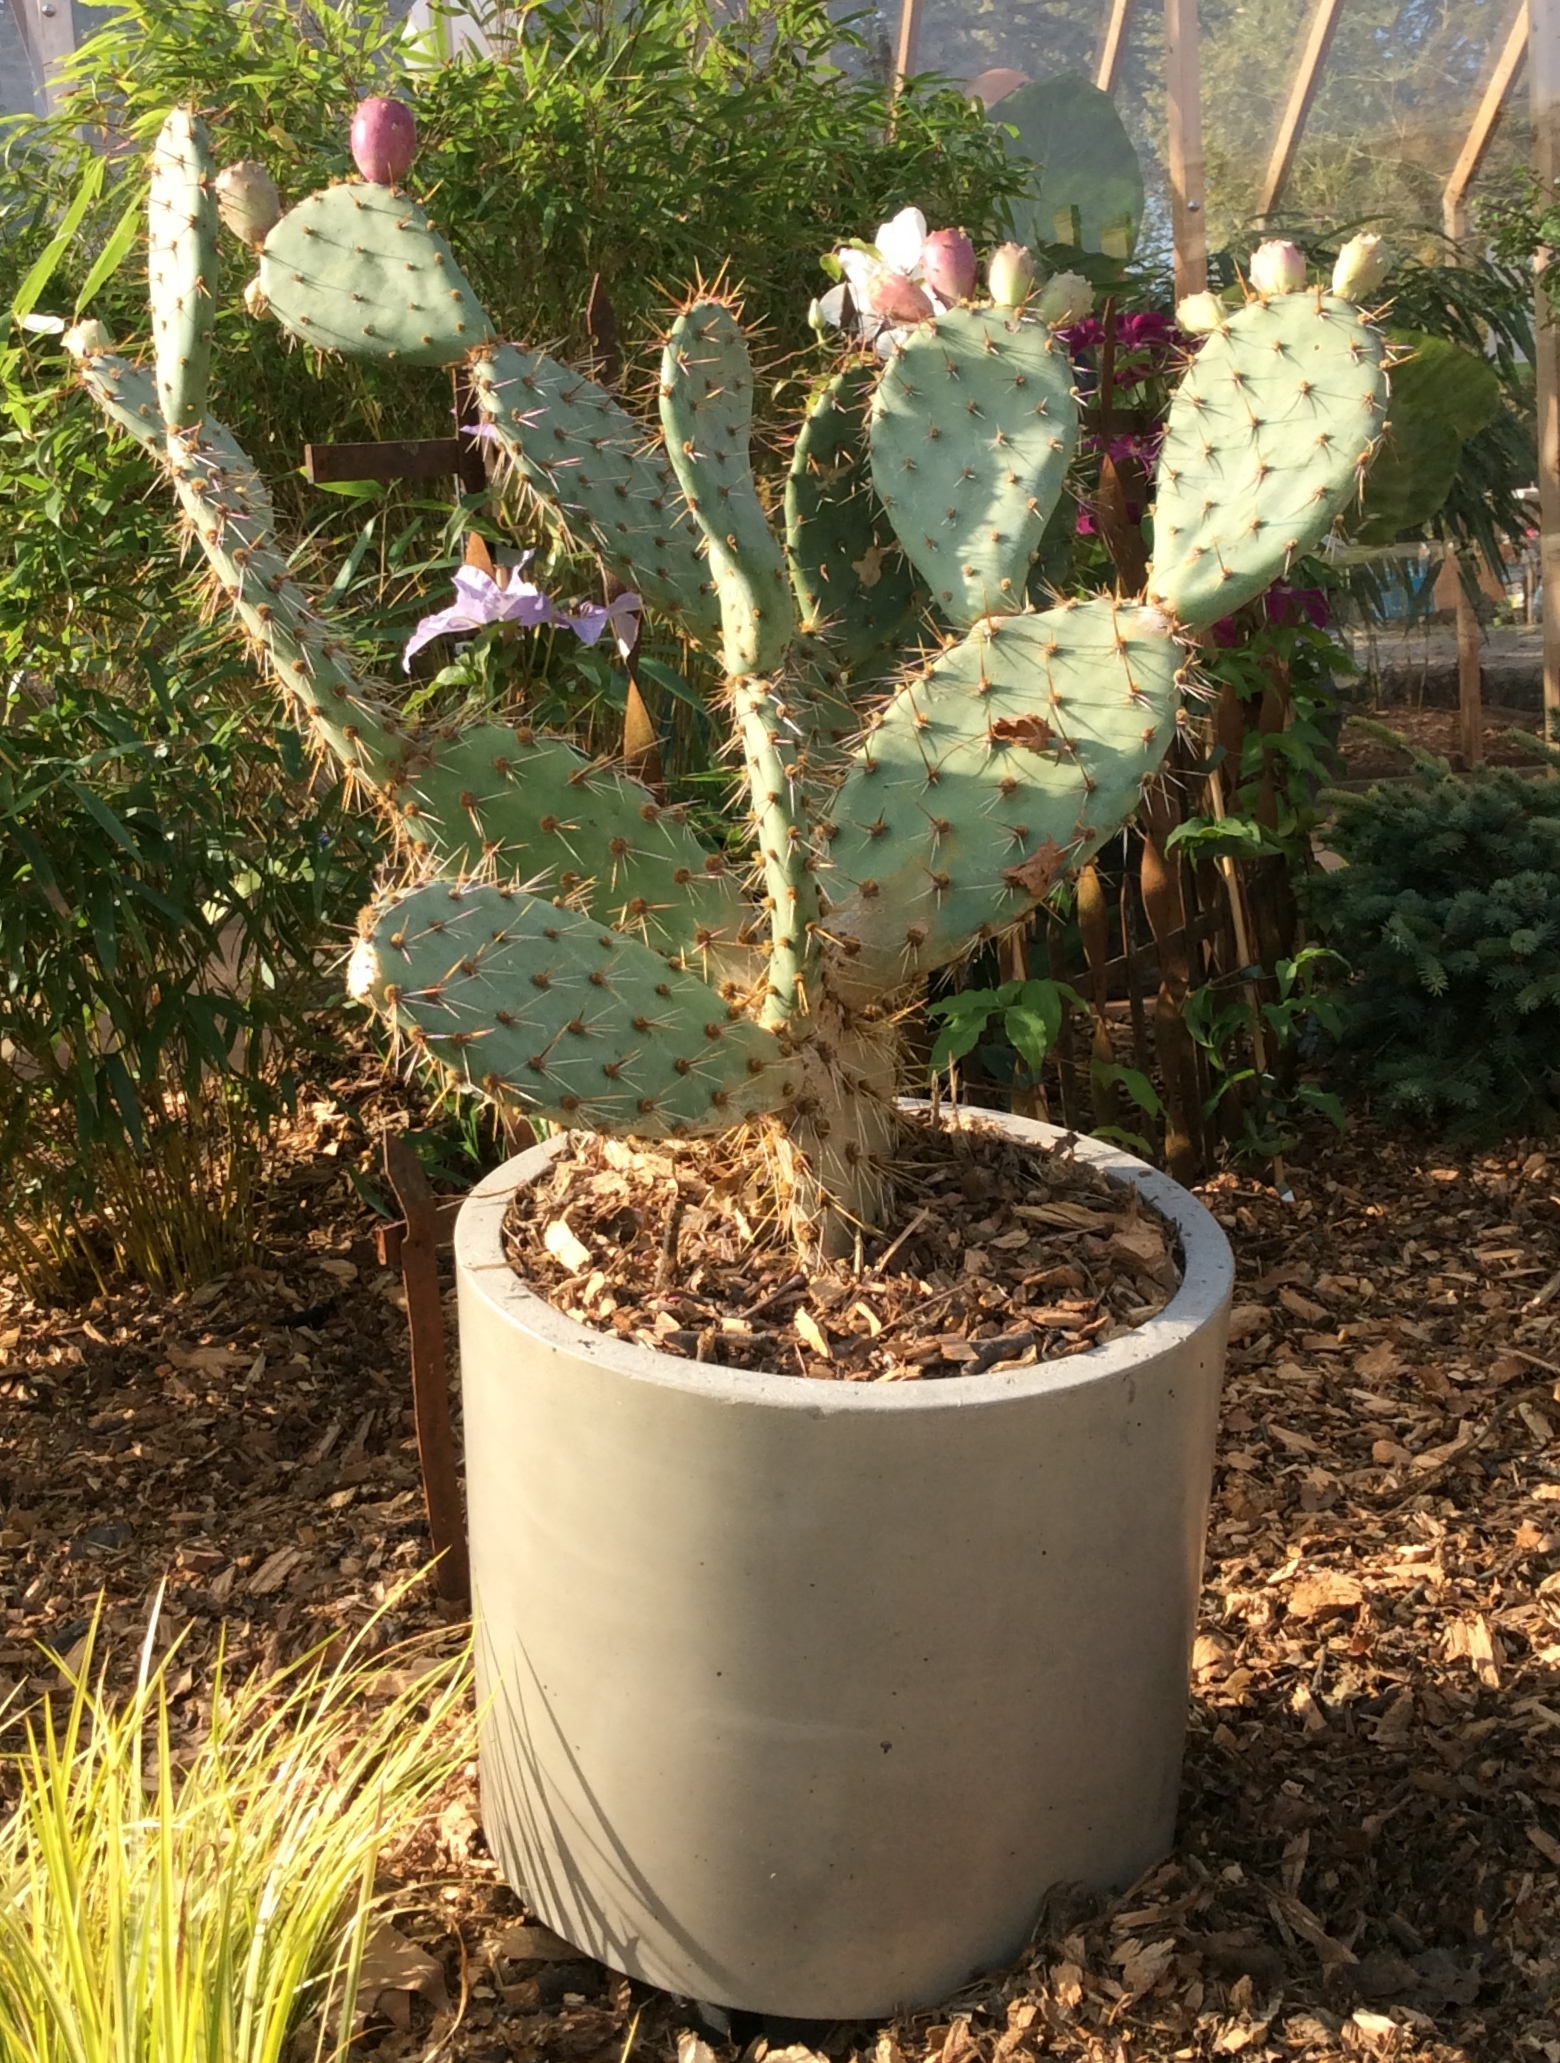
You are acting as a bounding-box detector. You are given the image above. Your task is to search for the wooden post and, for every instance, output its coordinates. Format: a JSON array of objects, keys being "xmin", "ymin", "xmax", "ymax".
[
  {"xmin": 1532, "ymin": 0, "xmax": 1560, "ymax": 740},
  {"xmin": 1434, "ymin": 12, "xmax": 1526, "ymax": 760},
  {"xmin": 382, "ymin": 1137, "xmax": 470, "ymax": 1611},
  {"xmin": 1443, "ymin": 3, "xmax": 1529, "ymax": 243},
  {"xmin": 1255, "ymin": 0, "xmax": 1347, "ymax": 223},
  {"xmin": 10, "ymin": 0, "xmax": 77, "ymax": 114},
  {"xmin": 1457, "ymin": 557, "xmax": 1486, "ymax": 766},
  {"xmin": 1164, "ymin": 0, "xmax": 1208, "ymax": 300},
  {"xmin": 894, "ymin": 0, "xmax": 923, "ymax": 91},
  {"xmin": 1096, "ymin": 0, "xmax": 1136, "ymax": 93}
]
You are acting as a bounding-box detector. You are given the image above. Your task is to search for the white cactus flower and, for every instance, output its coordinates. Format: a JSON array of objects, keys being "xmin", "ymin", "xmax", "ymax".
[
  {"xmin": 834, "ymin": 245, "xmax": 883, "ymax": 298},
  {"xmin": 874, "ymin": 206, "xmax": 929, "ymax": 278}
]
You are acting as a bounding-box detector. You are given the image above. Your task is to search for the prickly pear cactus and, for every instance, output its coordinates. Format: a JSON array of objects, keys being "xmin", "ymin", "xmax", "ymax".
[
  {"xmin": 258, "ymin": 183, "xmax": 494, "ymax": 365},
  {"xmin": 66, "ymin": 105, "xmax": 1392, "ymax": 1254},
  {"xmin": 1145, "ymin": 290, "xmax": 1388, "ymax": 626}
]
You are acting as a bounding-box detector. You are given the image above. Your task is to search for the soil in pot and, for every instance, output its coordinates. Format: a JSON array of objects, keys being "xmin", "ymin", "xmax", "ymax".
[{"xmin": 501, "ymin": 1108, "xmax": 1182, "ymax": 1382}]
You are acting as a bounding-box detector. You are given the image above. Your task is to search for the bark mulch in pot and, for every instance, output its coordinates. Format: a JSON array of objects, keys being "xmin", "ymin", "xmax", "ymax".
[{"xmin": 499, "ymin": 1111, "xmax": 1181, "ymax": 1382}]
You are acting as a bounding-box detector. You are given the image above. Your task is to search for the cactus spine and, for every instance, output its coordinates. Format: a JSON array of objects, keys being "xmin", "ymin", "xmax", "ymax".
[{"xmin": 69, "ymin": 108, "xmax": 1391, "ymax": 1255}]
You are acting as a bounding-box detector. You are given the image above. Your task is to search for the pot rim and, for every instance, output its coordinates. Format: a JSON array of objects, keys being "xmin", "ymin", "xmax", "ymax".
[{"xmin": 455, "ymin": 1102, "xmax": 1233, "ymax": 1416}]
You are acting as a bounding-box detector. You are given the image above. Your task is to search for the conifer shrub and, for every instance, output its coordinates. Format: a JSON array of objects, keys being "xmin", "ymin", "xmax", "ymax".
[{"xmin": 1309, "ymin": 738, "xmax": 1560, "ymax": 1133}]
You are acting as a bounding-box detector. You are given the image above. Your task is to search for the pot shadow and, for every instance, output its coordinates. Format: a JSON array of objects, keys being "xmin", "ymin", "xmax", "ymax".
[{"xmin": 476, "ymin": 1612, "xmax": 755, "ymax": 2006}]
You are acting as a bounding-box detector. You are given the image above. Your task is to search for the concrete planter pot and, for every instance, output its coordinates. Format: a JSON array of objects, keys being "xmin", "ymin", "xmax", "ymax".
[{"xmin": 455, "ymin": 1111, "xmax": 1233, "ymax": 2019}]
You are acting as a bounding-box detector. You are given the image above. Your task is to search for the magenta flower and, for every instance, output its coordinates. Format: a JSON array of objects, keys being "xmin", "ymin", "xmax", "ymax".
[{"xmin": 404, "ymin": 566, "xmax": 642, "ymax": 670}]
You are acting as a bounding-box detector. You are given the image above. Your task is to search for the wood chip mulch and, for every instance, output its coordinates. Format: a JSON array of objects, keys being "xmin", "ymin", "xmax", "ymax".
[
  {"xmin": 1339, "ymin": 706, "xmax": 1542, "ymax": 782},
  {"xmin": 2, "ymin": 1101, "xmax": 1559, "ymax": 2063},
  {"xmin": 499, "ymin": 1113, "xmax": 1180, "ymax": 1381}
]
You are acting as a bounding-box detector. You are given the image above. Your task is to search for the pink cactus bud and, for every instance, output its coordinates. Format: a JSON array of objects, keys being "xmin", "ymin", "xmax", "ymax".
[
  {"xmin": 867, "ymin": 270, "xmax": 935, "ymax": 326},
  {"xmin": 987, "ymin": 242, "xmax": 1036, "ymax": 309},
  {"xmin": 350, "ymin": 97, "xmax": 417, "ymax": 186},
  {"xmin": 920, "ymin": 227, "xmax": 977, "ymax": 303},
  {"xmin": 1249, "ymin": 239, "xmax": 1306, "ymax": 296}
]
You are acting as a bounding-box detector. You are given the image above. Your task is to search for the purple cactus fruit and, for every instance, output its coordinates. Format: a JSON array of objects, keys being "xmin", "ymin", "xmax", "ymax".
[
  {"xmin": 920, "ymin": 227, "xmax": 977, "ymax": 303},
  {"xmin": 867, "ymin": 270, "xmax": 934, "ymax": 326},
  {"xmin": 350, "ymin": 97, "xmax": 417, "ymax": 186}
]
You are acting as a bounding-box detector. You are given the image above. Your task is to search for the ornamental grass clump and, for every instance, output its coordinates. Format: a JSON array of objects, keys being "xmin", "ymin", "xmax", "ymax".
[
  {"xmin": 0, "ymin": 1606, "xmax": 471, "ymax": 2063},
  {"xmin": 68, "ymin": 107, "xmax": 1393, "ymax": 1253}
]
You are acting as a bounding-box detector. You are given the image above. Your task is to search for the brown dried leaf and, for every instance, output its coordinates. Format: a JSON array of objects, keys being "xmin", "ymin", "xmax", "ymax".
[
  {"xmin": 989, "ymin": 713, "xmax": 1056, "ymax": 753},
  {"xmin": 357, "ymin": 1922, "xmax": 448, "ymax": 2023},
  {"xmin": 1526, "ymin": 1823, "xmax": 1560, "ymax": 1866},
  {"xmin": 1279, "ymin": 1286, "xmax": 1329, "ymax": 1324},
  {"xmin": 1286, "ymin": 1571, "xmax": 1365, "ymax": 1622},
  {"xmin": 1004, "ymin": 837, "xmax": 1069, "ymax": 899},
  {"xmin": 1226, "ymin": 1302, "xmax": 1269, "ymax": 1344},
  {"xmin": 494, "ymin": 1920, "xmax": 589, "ymax": 1964}
]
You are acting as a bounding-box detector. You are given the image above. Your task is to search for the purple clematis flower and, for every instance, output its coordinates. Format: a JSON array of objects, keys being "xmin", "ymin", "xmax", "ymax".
[
  {"xmin": 554, "ymin": 589, "xmax": 643, "ymax": 658},
  {"xmin": 404, "ymin": 566, "xmax": 642, "ymax": 670}
]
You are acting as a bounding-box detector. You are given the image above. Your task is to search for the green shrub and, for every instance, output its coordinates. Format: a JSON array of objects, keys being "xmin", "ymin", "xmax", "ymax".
[
  {"xmin": 0, "ymin": 358, "xmax": 375, "ymax": 1293},
  {"xmin": 9, "ymin": 0, "xmax": 1022, "ymax": 476},
  {"xmin": 1309, "ymin": 743, "xmax": 1560, "ymax": 1133}
]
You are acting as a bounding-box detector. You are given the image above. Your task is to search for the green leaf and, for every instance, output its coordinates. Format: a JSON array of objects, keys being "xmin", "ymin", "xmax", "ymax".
[
  {"xmin": 929, "ymin": 1011, "xmax": 990, "ymax": 1072},
  {"xmin": 11, "ymin": 155, "xmax": 105, "ymax": 329},
  {"xmin": 635, "ymin": 654, "xmax": 707, "ymax": 713},
  {"xmin": 66, "ymin": 779, "xmax": 138, "ymax": 855},
  {"xmin": 992, "ymin": 74, "xmax": 1145, "ymax": 260},
  {"xmin": 1352, "ymin": 332, "xmax": 1501, "ymax": 545},
  {"xmin": 73, "ymin": 191, "xmax": 142, "ymax": 316},
  {"xmin": 1165, "ymin": 814, "xmax": 1271, "ymax": 862},
  {"xmin": 1294, "ymin": 1083, "xmax": 1348, "ymax": 1130},
  {"xmin": 1096, "ymin": 1062, "xmax": 1163, "ymax": 1118}
]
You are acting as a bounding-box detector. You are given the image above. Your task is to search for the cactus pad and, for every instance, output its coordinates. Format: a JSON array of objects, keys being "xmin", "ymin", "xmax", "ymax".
[
  {"xmin": 869, "ymin": 307, "xmax": 1078, "ymax": 628},
  {"xmin": 821, "ymin": 597, "xmax": 1181, "ymax": 997},
  {"xmin": 659, "ymin": 300, "xmax": 794, "ymax": 677},
  {"xmin": 148, "ymin": 109, "xmax": 218, "ymax": 432},
  {"xmin": 73, "ymin": 347, "xmax": 165, "ymax": 454},
  {"xmin": 389, "ymin": 723, "xmax": 757, "ymax": 977},
  {"xmin": 786, "ymin": 365, "xmax": 918, "ymax": 673},
  {"xmin": 1145, "ymin": 289, "xmax": 1388, "ymax": 629},
  {"xmin": 259, "ymin": 183, "xmax": 494, "ymax": 365},
  {"xmin": 470, "ymin": 343, "xmax": 721, "ymax": 648},
  {"xmin": 353, "ymin": 878, "xmax": 792, "ymax": 1137}
]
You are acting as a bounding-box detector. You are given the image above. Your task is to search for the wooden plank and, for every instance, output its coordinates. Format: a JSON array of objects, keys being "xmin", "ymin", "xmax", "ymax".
[
  {"xmin": 384, "ymin": 1138, "xmax": 470, "ymax": 1612},
  {"xmin": 894, "ymin": 0, "xmax": 923, "ymax": 89},
  {"xmin": 1163, "ymin": 0, "xmax": 1208, "ymax": 299},
  {"xmin": 373, "ymin": 1195, "xmax": 464, "ymax": 1271},
  {"xmin": 1096, "ymin": 0, "xmax": 1135, "ymax": 93},
  {"xmin": 11, "ymin": 0, "xmax": 77, "ymax": 113},
  {"xmin": 1256, "ymin": 0, "xmax": 1348, "ymax": 222},
  {"xmin": 304, "ymin": 436, "xmax": 462, "ymax": 485},
  {"xmin": 1444, "ymin": 2, "xmax": 1529, "ymax": 241},
  {"xmin": 1532, "ymin": 0, "xmax": 1560, "ymax": 740}
]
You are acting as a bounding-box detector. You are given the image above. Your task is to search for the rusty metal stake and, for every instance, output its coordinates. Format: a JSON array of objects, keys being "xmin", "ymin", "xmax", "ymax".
[{"xmin": 381, "ymin": 1136, "xmax": 470, "ymax": 1611}]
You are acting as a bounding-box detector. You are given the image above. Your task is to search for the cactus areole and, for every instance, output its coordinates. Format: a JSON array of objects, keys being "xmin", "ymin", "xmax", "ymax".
[
  {"xmin": 349, "ymin": 95, "xmax": 417, "ymax": 185},
  {"xmin": 68, "ymin": 107, "xmax": 1392, "ymax": 1259}
]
